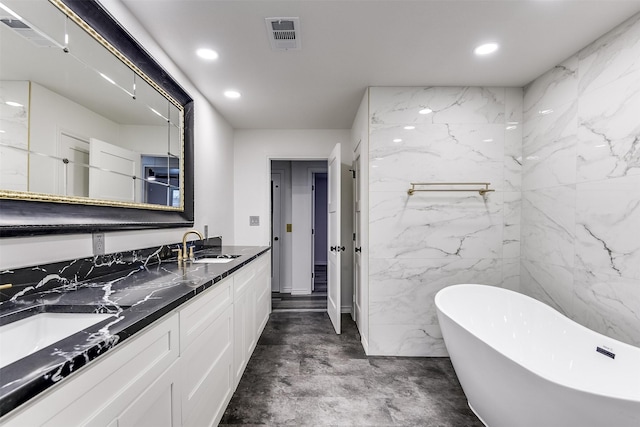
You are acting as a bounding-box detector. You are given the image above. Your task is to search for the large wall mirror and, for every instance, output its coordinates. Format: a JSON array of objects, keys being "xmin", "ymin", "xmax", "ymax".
[{"xmin": 0, "ymin": 0, "xmax": 194, "ymax": 236}]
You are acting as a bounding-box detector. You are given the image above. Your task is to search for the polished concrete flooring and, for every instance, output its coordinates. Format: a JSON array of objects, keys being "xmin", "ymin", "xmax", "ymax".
[{"xmin": 221, "ymin": 311, "xmax": 483, "ymax": 426}]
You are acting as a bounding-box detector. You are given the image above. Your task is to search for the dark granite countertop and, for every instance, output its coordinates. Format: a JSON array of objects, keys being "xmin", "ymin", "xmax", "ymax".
[{"xmin": 0, "ymin": 245, "xmax": 270, "ymax": 417}]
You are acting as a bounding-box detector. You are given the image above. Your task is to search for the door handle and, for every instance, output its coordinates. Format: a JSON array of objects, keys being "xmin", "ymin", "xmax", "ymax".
[
  {"xmin": 355, "ymin": 247, "xmax": 361, "ymax": 253},
  {"xmin": 330, "ymin": 246, "xmax": 336, "ymax": 251},
  {"xmin": 274, "ymin": 236, "xmax": 279, "ymax": 241},
  {"xmin": 339, "ymin": 246, "xmax": 345, "ymax": 252}
]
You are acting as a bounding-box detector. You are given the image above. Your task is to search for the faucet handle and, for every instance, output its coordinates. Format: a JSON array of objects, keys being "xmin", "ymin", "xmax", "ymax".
[
  {"xmin": 172, "ymin": 248, "xmax": 183, "ymax": 263},
  {"xmin": 189, "ymin": 246, "xmax": 195, "ymax": 260}
]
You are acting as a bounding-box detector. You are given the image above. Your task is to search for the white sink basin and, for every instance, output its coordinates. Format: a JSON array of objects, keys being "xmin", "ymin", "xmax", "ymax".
[
  {"xmin": 0, "ymin": 312, "xmax": 115, "ymax": 368},
  {"xmin": 193, "ymin": 258, "xmax": 235, "ymax": 264}
]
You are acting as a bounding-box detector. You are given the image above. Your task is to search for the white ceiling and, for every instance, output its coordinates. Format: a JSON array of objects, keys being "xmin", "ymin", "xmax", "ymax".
[{"xmin": 119, "ymin": 0, "xmax": 640, "ymax": 130}]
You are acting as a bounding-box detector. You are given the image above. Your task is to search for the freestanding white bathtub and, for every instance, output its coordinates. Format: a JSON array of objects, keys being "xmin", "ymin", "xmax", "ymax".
[{"xmin": 435, "ymin": 284, "xmax": 640, "ymax": 427}]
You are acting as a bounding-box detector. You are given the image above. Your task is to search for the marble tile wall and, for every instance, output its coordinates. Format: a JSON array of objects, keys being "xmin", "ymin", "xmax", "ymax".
[
  {"xmin": 522, "ymin": 13, "xmax": 640, "ymax": 346},
  {"xmin": 367, "ymin": 86, "xmax": 522, "ymax": 356}
]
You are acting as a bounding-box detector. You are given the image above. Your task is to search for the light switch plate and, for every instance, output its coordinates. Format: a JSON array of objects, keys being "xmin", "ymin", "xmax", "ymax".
[{"xmin": 250, "ymin": 216, "xmax": 260, "ymax": 226}]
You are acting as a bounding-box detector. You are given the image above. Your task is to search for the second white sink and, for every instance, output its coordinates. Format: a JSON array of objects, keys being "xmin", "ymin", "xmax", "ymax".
[
  {"xmin": 0, "ymin": 312, "xmax": 115, "ymax": 368},
  {"xmin": 193, "ymin": 258, "xmax": 235, "ymax": 264}
]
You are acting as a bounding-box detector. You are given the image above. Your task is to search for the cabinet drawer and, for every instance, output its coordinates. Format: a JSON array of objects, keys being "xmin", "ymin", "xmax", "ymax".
[
  {"xmin": 233, "ymin": 255, "xmax": 268, "ymax": 297},
  {"xmin": 179, "ymin": 277, "xmax": 232, "ymax": 353}
]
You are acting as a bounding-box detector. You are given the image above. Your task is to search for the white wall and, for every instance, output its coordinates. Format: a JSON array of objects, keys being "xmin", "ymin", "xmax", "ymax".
[
  {"xmin": 234, "ymin": 129, "xmax": 353, "ymax": 310},
  {"xmin": 0, "ymin": 81, "xmax": 29, "ymax": 192},
  {"xmin": 29, "ymin": 82, "xmax": 121, "ymax": 195},
  {"xmin": 234, "ymin": 130, "xmax": 346, "ymax": 245},
  {"xmin": 0, "ymin": 0, "xmax": 235, "ymax": 269},
  {"xmin": 119, "ymin": 125, "xmax": 178, "ymax": 157},
  {"xmin": 521, "ymin": 12, "xmax": 640, "ymax": 347}
]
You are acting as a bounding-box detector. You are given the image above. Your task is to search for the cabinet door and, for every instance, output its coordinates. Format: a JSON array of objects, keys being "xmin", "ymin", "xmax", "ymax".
[
  {"xmin": 179, "ymin": 276, "xmax": 232, "ymax": 353},
  {"xmin": 254, "ymin": 255, "xmax": 271, "ymax": 337},
  {"xmin": 181, "ymin": 304, "xmax": 234, "ymax": 427},
  {"xmin": 233, "ymin": 283, "xmax": 255, "ymax": 385},
  {"xmin": 116, "ymin": 359, "xmax": 181, "ymax": 427}
]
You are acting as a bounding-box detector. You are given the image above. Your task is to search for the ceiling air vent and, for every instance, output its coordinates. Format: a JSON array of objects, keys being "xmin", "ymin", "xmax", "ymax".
[
  {"xmin": 265, "ymin": 17, "xmax": 301, "ymax": 51},
  {"xmin": 0, "ymin": 17, "xmax": 59, "ymax": 48}
]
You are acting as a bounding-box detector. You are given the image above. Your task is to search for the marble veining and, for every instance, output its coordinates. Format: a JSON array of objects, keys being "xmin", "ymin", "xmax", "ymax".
[
  {"xmin": 577, "ymin": 73, "xmax": 640, "ymax": 182},
  {"xmin": 521, "ymin": 185, "xmax": 576, "ymax": 269},
  {"xmin": 523, "ymin": 57, "xmax": 578, "ymax": 121},
  {"xmin": 574, "ymin": 176, "xmax": 640, "ymax": 279},
  {"xmin": 578, "ymin": 13, "xmax": 640, "ymax": 97},
  {"xmin": 0, "ymin": 242, "xmax": 269, "ymax": 417},
  {"xmin": 369, "ymin": 191, "xmax": 503, "ymax": 260},
  {"xmin": 367, "ymin": 86, "xmax": 520, "ymax": 356},
  {"xmin": 522, "ymin": 11, "xmax": 640, "ymax": 347},
  {"xmin": 370, "ymin": 87, "xmax": 505, "ymax": 125}
]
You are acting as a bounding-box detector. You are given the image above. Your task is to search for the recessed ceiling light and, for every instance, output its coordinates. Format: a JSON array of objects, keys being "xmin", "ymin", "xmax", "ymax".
[
  {"xmin": 196, "ymin": 48, "xmax": 219, "ymax": 60},
  {"xmin": 404, "ymin": 126, "xmax": 416, "ymax": 130},
  {"xmin": 224, "ymin": 90, "xmax": 241, "ymax": 99},
  {"xmin": 393, "ymin": 138, "xmax": 402, "ymax": 143},
  {"xmin": 483, "ymin": 138, "xmax": 494, "ymax": 142},
  {"xmin": 538, "ymin": 109, "xmax": 554, "ymax": 115},
  {"xmin": 418, "ymin": 108, "xmax": 432, "ymax": 115},
  {"xmin": 5, "ymin": 101, "xmax": 23, "ymax": 107},
  {"xmin": 474, "ymin": 42, "xmax": 499, "ymax": 56}
]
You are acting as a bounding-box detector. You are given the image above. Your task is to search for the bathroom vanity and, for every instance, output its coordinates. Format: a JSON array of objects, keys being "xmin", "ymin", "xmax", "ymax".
[{"xmin": 0, "ymin": 244, "xmax": 270, "ymax": 426}]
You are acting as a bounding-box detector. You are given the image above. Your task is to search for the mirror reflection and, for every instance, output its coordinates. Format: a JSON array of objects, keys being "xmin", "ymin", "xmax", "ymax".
[{"xmin": 0, "ymin": 0, "xmax": 183, "ymax": 208}]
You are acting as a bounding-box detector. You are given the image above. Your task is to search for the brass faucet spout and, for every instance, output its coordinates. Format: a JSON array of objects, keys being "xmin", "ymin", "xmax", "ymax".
[{"xmin": 182, "ymin": 230, "xmax": 204, "ymax": 260}]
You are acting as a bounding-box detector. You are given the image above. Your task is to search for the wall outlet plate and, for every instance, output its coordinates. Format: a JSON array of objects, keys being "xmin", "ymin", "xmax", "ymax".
[
  {"xmin": 250, "ymin": 216, "xmax": 260, "ymax": 226},
  {"xmin": 286, "ymin": 223, "xmax": 292, "ymax": 232},
  {"xmin": 92, "ymin": 233, "xmax": 105, "ymax": 255}
]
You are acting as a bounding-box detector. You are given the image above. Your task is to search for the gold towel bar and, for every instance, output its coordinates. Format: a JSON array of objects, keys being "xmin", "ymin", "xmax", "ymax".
[
  {"xmin": 0, "ymin": 284, "xmax": 13, "ymax": 290},
  {"xmin": 408, "ymin": 182, "xmax": 495, "ymax": 196}
]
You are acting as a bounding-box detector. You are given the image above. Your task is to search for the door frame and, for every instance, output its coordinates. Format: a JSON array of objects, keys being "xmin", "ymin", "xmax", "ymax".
[
  {"xmin": 267, "ymin": 157, "xmax": 328, "ymax": 297},
  {"xmin": 270, "ymin": 171, "xmax": 283, "ymax": 292},
  {"xmin": 57, "ymin": 129, "xmax": 90, "ymax": 197},
  {"xmin": 309, "ymin": 168, "xmax": 328, "ymax": 293},
  {"xmin": 353, "ymin": 139, "xmax": 369, "ymax": 352}
]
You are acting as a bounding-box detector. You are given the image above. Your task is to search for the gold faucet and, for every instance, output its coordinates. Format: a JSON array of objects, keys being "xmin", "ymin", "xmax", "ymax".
[{"xmin": 182, "ymin": 229, "xmax": 204, "ymax": 261}]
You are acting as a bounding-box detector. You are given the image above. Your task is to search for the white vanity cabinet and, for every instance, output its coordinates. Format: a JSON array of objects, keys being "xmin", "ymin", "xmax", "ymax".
[
  {"xmin": 1, "ymin": 314, "xmax": 181, "ymax": 427},
  {"xmin": 233, "ymin": 254, "xmax": 270, "ymax": 386},
  {"xmin": 0, "ymin": 252, "xmax": 271, "ymax": 427},
  {"xmin": 178, "ymin": 277, "xmax": 234, "ymax": 427}
]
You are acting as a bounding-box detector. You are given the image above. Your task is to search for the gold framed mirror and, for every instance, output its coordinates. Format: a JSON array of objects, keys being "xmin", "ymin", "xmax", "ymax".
[{"xmin": 0, "ymin": 0, "xmax": 195, "ymax": 236}]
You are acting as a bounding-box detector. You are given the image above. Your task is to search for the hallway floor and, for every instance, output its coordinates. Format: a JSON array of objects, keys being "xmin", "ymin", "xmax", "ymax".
[{"xmin": 220, "ymin": 312, "xmax": 483, "ymax": 426}]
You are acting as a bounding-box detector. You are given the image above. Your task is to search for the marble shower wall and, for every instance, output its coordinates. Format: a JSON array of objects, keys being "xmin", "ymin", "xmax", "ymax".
[
  {"xmin": 367, "ymin": 86, "xmax": 523, "ymax": 356},
  {"xmin": 522, "ymin": 13, "xmax": 640, "ymax": 346}
]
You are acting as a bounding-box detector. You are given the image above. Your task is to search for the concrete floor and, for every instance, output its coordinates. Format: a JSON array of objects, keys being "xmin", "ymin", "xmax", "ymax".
[{"xmin": 221, "ymin": 311, "xmax": 483, "ymax": 426}]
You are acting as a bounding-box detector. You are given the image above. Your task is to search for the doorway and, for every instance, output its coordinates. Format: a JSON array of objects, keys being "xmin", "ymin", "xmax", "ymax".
[
  {"xmin": 270, "ymin": 160, "xmax": 328, "ymax": 311},
  {"xmin": 311, "ymin": 172, "xmax": 328, "ymax": 296}
]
